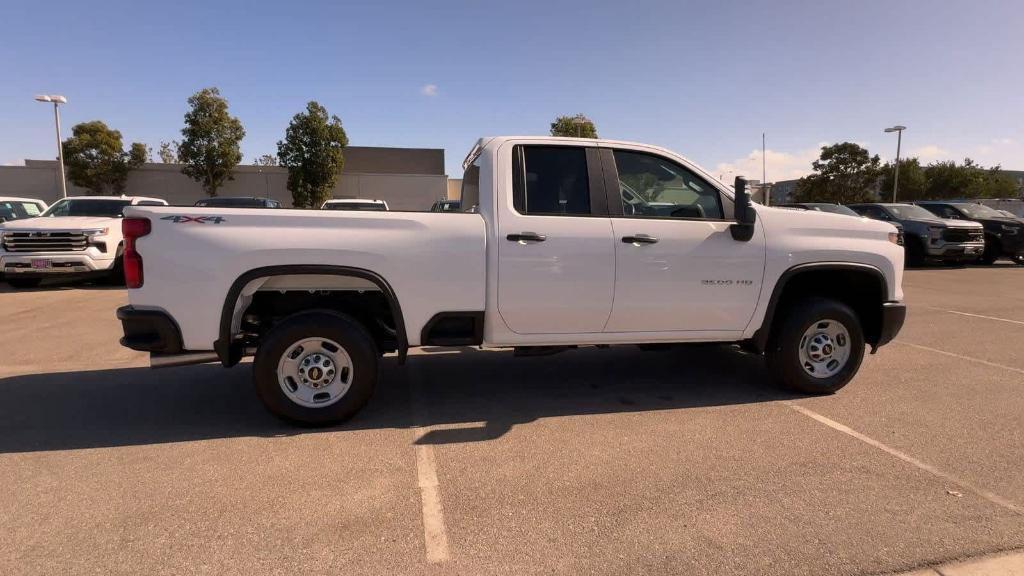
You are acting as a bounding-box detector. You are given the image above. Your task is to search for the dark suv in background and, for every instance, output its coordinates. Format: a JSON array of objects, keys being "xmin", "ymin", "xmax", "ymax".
[
  {"xmin": 914, "ymin": 201, "xmax": 1024, "ymax": 265},
  {"xmin": 848, "ymin": 203, "xmax": 984, "ymax": 266}
]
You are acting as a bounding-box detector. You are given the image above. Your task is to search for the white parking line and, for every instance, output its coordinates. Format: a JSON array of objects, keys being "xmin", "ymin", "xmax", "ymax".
[
  {"xmin": 786, "ymin": 403, "xmax": 1022, "ymax": 515},
  {"xmin": 409, "ymin": 368, "xmax": 451, "ymax": 564},
  {"xmin": 920, "ymin": 306, "xmax": 1024, "ymax": 327},
  {"xmin": 894, "ymin": 341, "xmax": 1024, "ymax": 376}
]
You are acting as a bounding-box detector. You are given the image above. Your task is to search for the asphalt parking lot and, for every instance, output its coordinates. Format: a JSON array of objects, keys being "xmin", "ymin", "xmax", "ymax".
[{"xmin": 1, "ymin": 264, "xmax": 1023, "ymax": 576}]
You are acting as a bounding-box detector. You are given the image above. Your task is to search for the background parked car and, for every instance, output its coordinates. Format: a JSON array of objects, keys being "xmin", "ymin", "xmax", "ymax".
[
  {"xmin": 914, "ymin": 201, "xmax": 1024, "ymax": 265},
  {"xmin": 321, "ymin": 199, "xmax": 389, "ymax": 211},
  {"xmin": 194, "ymin": 197, "xmax": 281, "ymax": 208},
  {"xmin": 0, "ymin": 195, "xmax": 167, "ymax": 288},
  {"xmin": 0, "ymin": 197, "xmax": 47, "ymax": 223},
  {"xmin": 430, "ymin": 199, "xmax": 461, "ymax": 212},
  {"xmin": 849, "ymin": 203, "xmax": 984, "ymax": 266}
]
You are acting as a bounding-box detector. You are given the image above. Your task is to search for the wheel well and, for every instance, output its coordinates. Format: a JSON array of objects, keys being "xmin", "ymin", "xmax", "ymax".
[
  {"xmin": 754, "ymin": 265, "xmax": 887, "ymax": 351},
  {"xmin": 216, "ymin": 266, "xmax": 407, "ymax": 366},
  {"xmin": 241, "ymin": 289, "xmax": 398, "ymax": 356}
]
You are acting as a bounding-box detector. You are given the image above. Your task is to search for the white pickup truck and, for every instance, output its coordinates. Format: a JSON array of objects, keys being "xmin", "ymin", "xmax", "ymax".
[
  {"xmin": 1, "ymin": 195, "xmax": 167, "ymax": 288},
  {"xmin": 117, "ymin": 137, "xmax": 906, "ymax": 425}
]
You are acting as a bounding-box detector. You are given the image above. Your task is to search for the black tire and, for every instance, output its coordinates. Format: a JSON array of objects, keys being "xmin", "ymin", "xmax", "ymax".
[
  {"xmin": 253, "ymin": 310, "xmax": 378, "ymax": 426},
  {"xmin": 106, "ymin": 256, "xmax": 126, "ymax": 286},
  {"xmin": 980, "ymin": 237, "xmax": 999, "ymax": 265},
  {"xmin": 766, "ymin": 297, "xmax": 865, "ymax": 395},
  {"xmin": 904, "ymin": 236, "xmax": 926, "ymax": 267},
  {"xmin": 7, "ymin": 277, "xmax": 42, "ymax": 289}
]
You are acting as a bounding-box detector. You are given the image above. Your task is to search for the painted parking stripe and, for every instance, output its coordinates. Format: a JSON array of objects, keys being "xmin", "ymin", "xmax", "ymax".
[
  {"xmin": 894, "ymin": 340, "xmax": 1024, "ymax": 376},
  {"xmin": 787, "ymin": 403, "xmax": 1022, "ymax": 515},
  {"xmin": 920, "ymin": 306, "xmax": 1024, "ymax": 327},
  {"xmin": 410, "ymin": 367, "xmax": 451, "ymax": 564}
]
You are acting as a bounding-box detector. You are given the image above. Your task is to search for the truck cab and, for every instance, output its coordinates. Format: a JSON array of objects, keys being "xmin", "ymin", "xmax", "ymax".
[{"xmin": 117, "ymin": 137, "xmax": 906, "ymax": 425}]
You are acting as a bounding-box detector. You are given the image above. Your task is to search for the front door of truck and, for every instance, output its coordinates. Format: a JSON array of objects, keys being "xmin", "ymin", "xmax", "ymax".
[
  {"xmin": 601, "ymin": 147, "xmax": 766, "ymax": 333},
  {"xmin": 496, "ymin": 144, "xmax": 615, "ymax": 334}
]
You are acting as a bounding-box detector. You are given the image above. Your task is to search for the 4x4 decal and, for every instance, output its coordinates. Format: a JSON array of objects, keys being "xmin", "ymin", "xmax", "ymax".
[{"xmin": 160, "ymin": 215, "xmax": 226, "ymax": 224}]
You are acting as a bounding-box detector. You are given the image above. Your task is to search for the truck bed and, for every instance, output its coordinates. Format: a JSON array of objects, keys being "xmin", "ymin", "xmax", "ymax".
[{"xmin": 124, "ymin": 206, "xmax": 487, "ymax": 351}]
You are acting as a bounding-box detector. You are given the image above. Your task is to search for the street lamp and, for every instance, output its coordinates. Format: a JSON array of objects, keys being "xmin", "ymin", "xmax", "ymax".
[
  {"xmin": 35, "ymin": 94, "xmax": 69, "ymax": 200},
  {"xmin": 884, "ymin": 125, "xmax": 906, "ymax": 203}
]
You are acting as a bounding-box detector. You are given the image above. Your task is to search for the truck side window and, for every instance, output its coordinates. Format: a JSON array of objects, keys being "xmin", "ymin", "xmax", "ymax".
[
  {"xmin": 512, "ymin": 145, "xmax": 591, "ymax": 216},
  {"xmin": 612, "ymin": 150, "xmax": 723, "ymax": 220}
]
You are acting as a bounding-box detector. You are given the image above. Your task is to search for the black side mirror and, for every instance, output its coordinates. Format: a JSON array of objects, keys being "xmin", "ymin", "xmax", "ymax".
[{"xmin": 730, "ymin": 176, "xmax": 756, "ymax": 242}]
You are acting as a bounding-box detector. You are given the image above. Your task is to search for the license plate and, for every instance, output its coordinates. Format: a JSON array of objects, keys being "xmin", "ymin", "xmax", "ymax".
[{"xmin": 30, "ymin": 259, "xmax": 51, "ymax": 269}]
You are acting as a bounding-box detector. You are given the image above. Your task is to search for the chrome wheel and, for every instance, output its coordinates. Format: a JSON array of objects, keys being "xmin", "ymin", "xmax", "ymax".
[
  {"xmin": 797, "ymin": 319, "xmax": 851, "ymax": 379},
  {"xmin": 276, "ymin": 337, "xmax": 353, "ymax": 408}
]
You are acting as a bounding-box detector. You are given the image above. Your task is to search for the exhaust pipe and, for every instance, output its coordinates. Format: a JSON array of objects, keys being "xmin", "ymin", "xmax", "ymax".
[{"xmin": 150, "ymin": 351, "xmax": 220, "ymax": 369}]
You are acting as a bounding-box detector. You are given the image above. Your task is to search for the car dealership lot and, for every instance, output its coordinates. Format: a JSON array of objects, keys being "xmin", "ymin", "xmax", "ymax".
[{"xmin": 1, "ymin": 265, "xmax": 1023, "ymax": 576}]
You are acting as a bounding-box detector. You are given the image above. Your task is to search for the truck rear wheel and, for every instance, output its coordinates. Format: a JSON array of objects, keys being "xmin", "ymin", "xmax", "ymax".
[
  {"xmin": 766, "ymin": 297, "xmax": 865, "ymax": 395},
  {"xmin": 253, "ymin": 310, "xmax": 378, "ymax": 426}
]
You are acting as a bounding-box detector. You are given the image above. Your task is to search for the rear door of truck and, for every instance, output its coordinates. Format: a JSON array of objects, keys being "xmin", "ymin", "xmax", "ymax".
[{"xmin": 496, "ymin": 142, "xmax": 615, "ymax": 334}]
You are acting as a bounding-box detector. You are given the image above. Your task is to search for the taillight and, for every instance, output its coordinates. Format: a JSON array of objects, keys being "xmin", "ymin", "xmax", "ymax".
[{"xmin": 122, "ymin": 218, "xmax": 151, "ymax": 288}]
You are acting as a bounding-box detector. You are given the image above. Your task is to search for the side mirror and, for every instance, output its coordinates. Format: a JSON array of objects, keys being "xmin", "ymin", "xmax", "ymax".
[{"xmin": 730, "ymin": 176, "xmax": 756, "ymax": 242}]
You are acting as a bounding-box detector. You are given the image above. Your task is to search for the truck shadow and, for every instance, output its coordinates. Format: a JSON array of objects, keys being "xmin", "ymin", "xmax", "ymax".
[{"xmin": 0, "ymin": 345, "xmax": 799, "ymax": 453}]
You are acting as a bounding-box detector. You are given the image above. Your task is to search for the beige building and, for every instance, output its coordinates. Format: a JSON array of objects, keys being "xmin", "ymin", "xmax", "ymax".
[{"xmin": 0, "ymin": 147, "xmax": 448, "ymax": 211}]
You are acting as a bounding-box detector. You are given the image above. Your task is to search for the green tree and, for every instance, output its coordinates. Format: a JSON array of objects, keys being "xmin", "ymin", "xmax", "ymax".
[
  {"xmin": 921, "ymin": 159, "xmax": 1015, "ymax": 199},
  {"xmin": 178, "ymin": 87, "xmax": 245, "ymax": 196},
  {"xmin": 61, "ymin": 121, "xmax": 148, "ymax": 195},
  {"xmin": 879, "ymin": 158, "xmax": 928, "ymax": 201},
  {"xmin": 277, "ymin": 101, "xmax": 349, "ymax": 208},
  {"xmin": 792, "ymin": 142, "xmax": 882, "ymax": 204},
  {"xmin": 550, "ymin": 114, "xmax": 598, "ymax": 138},
  {"xmin": 158, "ymin": 140, "xmax": 180, "ymax": 163},
  {"xmin": 253, "ymin": 154, "xmax": 278, "ymax": 167}
]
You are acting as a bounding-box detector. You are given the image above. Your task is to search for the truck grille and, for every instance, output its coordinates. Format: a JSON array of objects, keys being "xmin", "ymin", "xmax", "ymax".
[
  {"xmin": 942, "ymin": 228, "xmax": 983, "ymax": 243},
  {"xmin": 1, "ymin": 231, "xmax": 88, "ymax": 252}
]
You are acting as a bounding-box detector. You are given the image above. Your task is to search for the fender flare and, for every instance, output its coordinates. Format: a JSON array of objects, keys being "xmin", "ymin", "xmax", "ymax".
[
  {"xmin": 215, "ymin": 265, "xmax": 408, "ymax": 367},
  {"xmin": 749, "ymin": 262, "xmax": 889, "ymax": 352}
]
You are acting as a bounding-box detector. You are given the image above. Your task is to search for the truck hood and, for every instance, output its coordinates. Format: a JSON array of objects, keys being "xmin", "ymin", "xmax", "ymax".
[
  {"xmin": 0, "ymin": 216, "xmax": 117, "ymax": 231},
  {"xmin": 905, "ymin": 217, "xmax": 982, "ymax": 229},
  {"xmin": 759, "ymin": 205, "xmax": 898, "ymax": 235}
]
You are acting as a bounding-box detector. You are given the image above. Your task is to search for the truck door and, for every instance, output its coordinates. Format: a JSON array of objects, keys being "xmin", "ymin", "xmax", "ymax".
[
  {"xmin": 601, "ymin": 147, "xmax": 766, "ymax": 333},
  {"xmin": 497, "ymin": 144, "xmax": 615, "ymax": 334}
]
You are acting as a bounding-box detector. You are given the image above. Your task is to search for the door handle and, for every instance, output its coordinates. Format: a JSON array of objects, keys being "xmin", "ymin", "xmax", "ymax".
[
  {"xmin": 507, "ymin": 232, "xmax": 547, "ymax": 243},
  {"xmin": 621, "ymin": 234, "xmax": 659, "ymax": 245}
]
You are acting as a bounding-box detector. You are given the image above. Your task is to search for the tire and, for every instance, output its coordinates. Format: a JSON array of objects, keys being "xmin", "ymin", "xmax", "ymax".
[
  {"xmin": 253, "ymin": 310, "xmax": 379, "ymax": 426},
  {"xmin": 7, "ymin": 277, "xmax": 42, "ymax": 289},
  {"xmin": 106, "ymin": 256, "xmax": 126, "ymax": 286},
  {"xmin": 766, "ymin": 297, "xmax": 865, "ymax": 395},
  {"xmin": 904, "ymin": 236, "xmax": 925, "ymax": 267},
  {"xmin": 980, "ymin": 237, "xmax": 999, "ymax": 265}
]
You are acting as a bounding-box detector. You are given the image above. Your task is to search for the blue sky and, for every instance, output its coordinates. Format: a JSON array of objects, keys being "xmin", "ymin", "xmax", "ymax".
[{"xmin": 2, "ymin": 0, "xmax": 1021, "ymax": 180}]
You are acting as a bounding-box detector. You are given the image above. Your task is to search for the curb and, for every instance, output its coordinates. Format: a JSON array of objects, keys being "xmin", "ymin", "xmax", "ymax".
[{"xmin": 889, "ymin": 549, "xmax": 1024, "ymax": 576}]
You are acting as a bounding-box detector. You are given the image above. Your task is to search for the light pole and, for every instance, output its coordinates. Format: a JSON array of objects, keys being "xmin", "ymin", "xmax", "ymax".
[
  {"xmin": 884, "ymin": 125, "xmax": 906, "ymax": 203},
  {"xmin": 35, "ymin": 94, "xmax": 69, "ymax": 199}
]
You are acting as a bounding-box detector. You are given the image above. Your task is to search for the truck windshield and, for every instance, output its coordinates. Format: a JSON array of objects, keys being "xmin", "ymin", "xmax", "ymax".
[
  {"xmin": 41, "ymin": 199, "xmax": 132, "ymax": 218},
  {"xmin": 808, "ymin": 204, "xmax": 859, "ymax": 216},
  {"xmin": 953, "ymin": 203, "xmax": 1006, "ymax": 219},
  {"xmin": 323, "ymin": 203, "xmax": 387, "ymax": 211},
  {"xmin": 887, "ymin": 205, "xmax": 937, "ymax": 220}
]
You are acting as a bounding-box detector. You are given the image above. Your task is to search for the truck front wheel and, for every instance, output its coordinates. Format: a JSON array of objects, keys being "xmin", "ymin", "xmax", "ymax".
[
  {"xmin": 766, "ymin": 298, "xmax": 865, "ymax": 395},
  {"xmin": 253, "ymin": 310, "xmax": 378, "ymax": 426}
]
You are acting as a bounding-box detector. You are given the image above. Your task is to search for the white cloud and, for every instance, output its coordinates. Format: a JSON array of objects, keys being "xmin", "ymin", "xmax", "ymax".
[
  {"xmin": 713, "ymin": 144, "xmax": 825, "ymax": 182},
  {"xmin": 909, "ymin": 144, "xmax": 948, "ymax": 161},
  {"xmin": 420, "ymin": 84, "xmax": 439, "ymax": 97}
]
